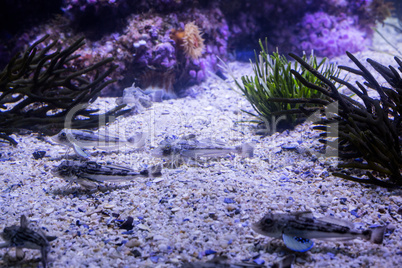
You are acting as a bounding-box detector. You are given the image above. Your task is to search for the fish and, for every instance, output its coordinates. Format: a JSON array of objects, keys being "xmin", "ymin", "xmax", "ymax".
[
  {"xmin": 51, "ymin": 129, "xmax": 147, "ymax": 158},
  {"xmin": 0, "ymin": 215, "xmax": 57, "ymax": 268},
  {"xmin": 251, "ymin": 211, "xmax": 386, "ymax": 252},
  {"xmin": 151, "ymin": 134, "xmax": 254, "ymax": 167},
  {"xmin": 52, "ymin": 160, "xmax": 162, "ymax": 189}
]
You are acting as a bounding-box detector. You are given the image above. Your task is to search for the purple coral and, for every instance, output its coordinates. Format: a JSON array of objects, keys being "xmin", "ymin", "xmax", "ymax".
[
  {"xmin": 150, "ymin": 42, "xmax": 176, "ymax": 69},
  {"xmin": 0, "ymin": 0, "xmax": 386, "ymax": 97},
  {"xmin": 298, "ymin": 12, "xmax": 369, "ymax": 57}
]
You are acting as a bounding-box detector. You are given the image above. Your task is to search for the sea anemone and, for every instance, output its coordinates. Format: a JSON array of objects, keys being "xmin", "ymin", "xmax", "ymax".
[{"xmin": 171, "ymin": 22, "xmax": 205, "ymax": 60}]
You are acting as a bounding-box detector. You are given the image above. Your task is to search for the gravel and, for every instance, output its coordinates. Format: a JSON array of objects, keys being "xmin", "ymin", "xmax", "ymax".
[{"xmin": 1, "ymin": 19, "xmax": 402, "ymax": 268}]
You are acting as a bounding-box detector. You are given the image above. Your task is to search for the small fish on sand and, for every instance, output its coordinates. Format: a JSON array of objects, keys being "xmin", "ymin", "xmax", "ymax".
[
  {"xmin": 51, "ymin": 129, "xmax": 147, "ymax": 158},
  {"xmin": 0, "ymin": 215, "xmax": 57, "ymax": 268},
  {"xmin": 52, "ymin": 160, "xmax": 162, "ymax": 189},
  {"xmin": 252, "ymin": 211, "xmax": 386, "ymax": 252},
  {"xmin": 152, "ymin": 134, "xmax": 254, "ymax": 167}
]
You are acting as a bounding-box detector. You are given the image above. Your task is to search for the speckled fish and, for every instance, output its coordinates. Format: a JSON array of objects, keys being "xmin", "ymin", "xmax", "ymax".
[
  {"xmin": 0, "ymin": 215, "xmax": 57, "ymax": 268},
  {"xmin": 51, "ymin": 129, "xmax": 146, "ymax": 158},
  {"xmin": 151, "ymin": 134, "xmax": 254, "ymax": 166},
  {"xmin": 252, "ymin": 211, "xmax": 385, "ymax": 252},
  {"xmin": 52, "ymin": 160, "xmax": 162, "ymax": 189}
]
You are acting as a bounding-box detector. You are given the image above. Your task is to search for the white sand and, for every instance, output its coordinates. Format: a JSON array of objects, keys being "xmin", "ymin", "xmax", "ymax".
[{"xmin": 1, "ymin": 19, "xmax": 402, "ymax": 267}]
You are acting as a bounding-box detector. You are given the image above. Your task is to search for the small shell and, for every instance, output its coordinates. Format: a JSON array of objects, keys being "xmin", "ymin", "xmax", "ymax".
[
  {"xmin": 171, "ymin": 207, "xmax": 180, "ymax": 212},
  {"xmin": 137, "ymin": 224, "xmax": 150, "ymax": 232},
  {"xmin": 152, "ymin": 177, "xmax": 164, "ymax": 183}
]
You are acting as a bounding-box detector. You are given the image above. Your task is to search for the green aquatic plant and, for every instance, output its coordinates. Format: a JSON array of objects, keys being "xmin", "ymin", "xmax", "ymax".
[
  {"xmin": 234, "ymin": 39, "xmax": 340, "ymax": 133},
  {"xmin": 0, "ymin": 35, "xmax": 128, "ymax": 145},
  {"xmin": 288, "ymin": 52, "xmax": 402, "ymax": 188}
]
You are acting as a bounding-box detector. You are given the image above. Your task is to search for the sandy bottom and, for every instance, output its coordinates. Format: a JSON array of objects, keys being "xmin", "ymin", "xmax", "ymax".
[{"xmin": 1, "ymin": 19, "xmax": 402, "ymax": 268}]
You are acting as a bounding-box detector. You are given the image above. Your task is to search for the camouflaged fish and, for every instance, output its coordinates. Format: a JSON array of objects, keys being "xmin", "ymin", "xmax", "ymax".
[
  {"xmin": 52, "ymin": 160, "xmax": 162, "ymax": 189},
  {"xmin": 51, "ymin": 129, "xmax": 147, "ymax": 158},
  {"xmin": 0, "ymin": 215, "xmax": 57, "ymax": 268},
  {"xmin": 152, "ymin": 134, "xmax": 254, "ymax": 167},
  {"xmin": 252, "ymin": 211, "xmax": 385, "ymax": 252}
]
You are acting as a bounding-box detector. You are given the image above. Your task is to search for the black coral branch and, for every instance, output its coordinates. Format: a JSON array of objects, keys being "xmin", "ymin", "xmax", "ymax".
[{"xmin": 0, "ymin": 35, "xmax": 128, "ymax": 145}]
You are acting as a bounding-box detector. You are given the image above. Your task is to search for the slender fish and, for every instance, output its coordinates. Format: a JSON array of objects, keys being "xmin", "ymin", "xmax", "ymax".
[
  {"xmin": 252, "ymin": 211, "xmax": 385, "ymax": 252},
  {"xmin": 0, "ymin": 215, "xmax": 57, "ymax": 268},
  {"xmin": 152, "ymin": 134, "xmax": 254, "ymax": 167},
  {"xmin": 52, "ymin": 160, "xmax": 162, "ymax": 189},
  {"xmin": 51, "ymin": 129, "xmax": 147, "ymax": 158}
]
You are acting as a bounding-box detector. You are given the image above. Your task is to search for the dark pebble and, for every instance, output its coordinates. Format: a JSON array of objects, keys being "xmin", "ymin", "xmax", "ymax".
[
  {"xmin": 215, "ymin": 69, "xmax": 227, "ymax": 80},
  {"xmin": 208, "ymin": 213, "xmax": 217, "ymax": 220},
  {"xmin": 32, "ymin": 150, "xmax": 46, "ymax": 160},
  {"xmin": 397, "ymin": 207, "xmax": 402, "ymax": 215},
  {"xmin": 159, "ymin": 197, "xmax": 169, "ymax": 204},
  {"xmin": 131, "ymin": 249, "xmax": 142, "ymax": 258},
  {"xmin": 119, "ymin": 216, "xmax": 134, "ymax": 231},
  {"xmin": 340, "ymin": 198, "xmax": 347, "ymax": 205}
]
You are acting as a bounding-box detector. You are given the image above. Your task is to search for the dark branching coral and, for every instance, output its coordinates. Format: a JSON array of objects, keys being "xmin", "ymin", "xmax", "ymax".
[
  {"xmin": 0, "ymin": 35, "xmax": 128, "ymax": 145},
  {"xmin": 288, "ymin": 52, "xmax": 402, "ymax": 188}
]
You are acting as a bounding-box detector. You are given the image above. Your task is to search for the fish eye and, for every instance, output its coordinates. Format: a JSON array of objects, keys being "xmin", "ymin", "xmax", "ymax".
[
  {"xmin": 60, "ymin": 165, "xmax": 70, "ymax": 172},
  {"xmin": 264, "ymin": 218, "xmax": 273, "ymax": 225},
  {"xmin": 2, "ymin": 227, "xmax": 12, "ymax": 237},
  {"xmin": 162, "ymin": 144, "xmax": 172, "ymax": 155}
]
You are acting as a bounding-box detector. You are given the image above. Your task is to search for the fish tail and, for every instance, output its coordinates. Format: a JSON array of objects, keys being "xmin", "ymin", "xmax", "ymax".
[
  {"xmin": 41, "ymin": 246, "xmax": 49, "ymax": 268},
  {"xmin": 127, "ymin": 132, "xmax": 147, "ymax": 148},
  {"xmin": 149, "ymin": 164, "xmax": 163, "ymax": 177},
  {"xmin": 368, "ymin": 226, "xmax": 386, "ymax": 244},
  {"xmin": 238, "ymin": 143, "xmax": 254, "ymax": 158}
]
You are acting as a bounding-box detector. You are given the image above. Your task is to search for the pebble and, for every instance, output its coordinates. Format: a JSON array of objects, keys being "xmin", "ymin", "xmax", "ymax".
[
  {"xmin": 125, "ymin": 239, "xmax": 141, "ymax": 248},
  {"xmin": 170, "ymin": 207, "xmax": 180, "ymax": 212}
]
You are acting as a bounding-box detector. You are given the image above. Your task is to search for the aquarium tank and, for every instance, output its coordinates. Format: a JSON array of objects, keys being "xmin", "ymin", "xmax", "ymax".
[{"xmin": 0, "ymin": 1, "xmax": 401, "ymax": 268}]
